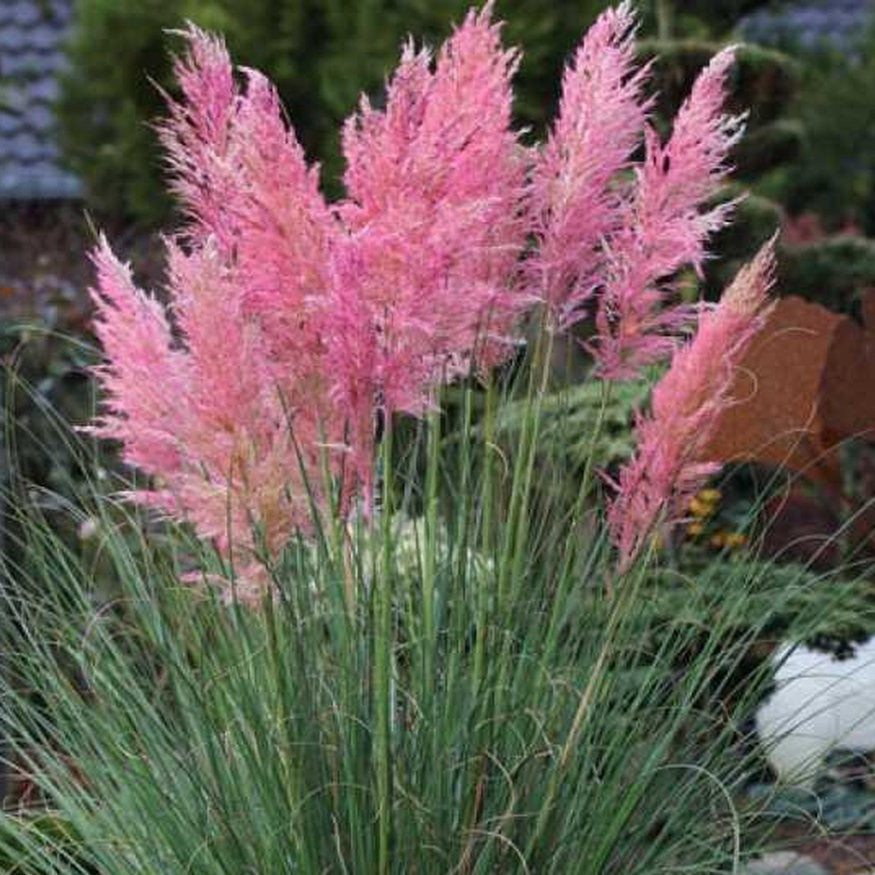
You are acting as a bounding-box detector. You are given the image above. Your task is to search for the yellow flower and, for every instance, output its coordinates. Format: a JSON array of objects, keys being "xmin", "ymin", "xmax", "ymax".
[
  {"xmin": 689, "ymin": 497, "xmax": 714, "ymax": 519},
  {"xmin": 698, "ymin": 488, "xmax": 722, "ymax": 505}
]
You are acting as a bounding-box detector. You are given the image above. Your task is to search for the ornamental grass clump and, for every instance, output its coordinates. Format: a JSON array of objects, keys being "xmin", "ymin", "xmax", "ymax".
[{"xmin": 0, "ymin": 4, "xmax": 822, "ymax": 874}]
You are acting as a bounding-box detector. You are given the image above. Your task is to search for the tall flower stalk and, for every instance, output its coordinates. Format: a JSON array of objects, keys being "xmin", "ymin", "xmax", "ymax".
[
  {"xmin": 608, "ymin": 239, "xmax": 777, "ymax": 571},
  {"xmin": 593, "ymin": 46, "xmax": 744, "ymax": 379},
  {"xmin": 527, "ymin": 1, "xmax": 651, "ymax": 332}
]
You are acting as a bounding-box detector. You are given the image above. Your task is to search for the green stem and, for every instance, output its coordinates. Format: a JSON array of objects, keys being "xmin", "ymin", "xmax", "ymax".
[
  {"xmin": 508, "ymin": 327, "xmax": 554, "ymax": 600},
  {"xmin": 578, "ymin": 380, "xmax": 612, "ymax": 511},
  {"xmin": 542, "ymin": 379, "xmax": 613, "ymax": 661},
  {"xmin": 472, "ymin": 377, "xmax": 497, "ymax": 692},
  {"xmin": 492, "ymin": 316, "xmax": 554, "ymax": 741},
  {"xmin": 445, "ymin": 386, "xmax": 474, "ymax": 703},
  {"xmin": 496, "ymin": 315, "xmax": 553, "ymax": 617},
  {"xmin": 422, "ymin": 405, "xmax": 440, "ymax": 703},
  {"xmin": 318, "ymin": 428, "xmax": 355, "ymax": 623},
  {"xmin": 375, "ymin": 416, "xmax": 394, "ymax": 875}
]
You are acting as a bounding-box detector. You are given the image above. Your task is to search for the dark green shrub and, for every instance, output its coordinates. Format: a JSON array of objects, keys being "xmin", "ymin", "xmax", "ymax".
[
  {"xmin": 778, "ymin": 235, "xmax": 875, "ymax": 313},
  {"xmin": 637, "ymin": 41, "xmax": 800, "ymax": 127},
  {"xmin": 765, "ymin": 37, "xmax": 875, "ymax": 235},
  {"xmin": 732, "ymin": 119, "xmax": 803, "ymax": 181}
]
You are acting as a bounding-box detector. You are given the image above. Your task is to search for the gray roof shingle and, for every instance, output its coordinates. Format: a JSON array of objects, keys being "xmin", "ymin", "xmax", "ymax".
[
  {"xmin": 740, "ymin": 0, "xmax": 875, "ymax": 51},
  {"xmin": 0, "ymin": 0, "xmax": 82, "ymax": 200}
]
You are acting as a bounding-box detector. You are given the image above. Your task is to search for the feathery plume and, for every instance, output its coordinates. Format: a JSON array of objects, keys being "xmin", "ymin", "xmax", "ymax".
[
  {"xmin": 90, "ymin": 238, "xmax": 333, "ymax": 595},
  {"xmin": 93, "ymin": 28, "xmax": 352, "ymax": 602},
  {"xmin": 608, "ymin": 238, "xmax": 776, "ymax": 571},
  {"xmin": 594, "ymin": 47, "xmax": 744, "ymax": 379},
  {"xmin": 528, "ymin": 1, "xmax": 650, "ymax": 330},
  {"xmin": 159, "ymin": 26, "xmax": 339, "ymax": 357},
  {"xmin": 335, "ymin": 2, "xmax": 527, "ymax": 422},
  {"xmin": 88, "ymin": 237, "xmax": 190, "ymax": 485}
]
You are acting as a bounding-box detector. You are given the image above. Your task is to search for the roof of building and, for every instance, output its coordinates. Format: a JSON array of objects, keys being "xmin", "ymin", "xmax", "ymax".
[
  {"xmin": 0, "ymin": 0, "xmax": 82, "ymax": 200},
  {"xmin": 740, "ymin": 0, "xmax": 875, "ymax": 51}
]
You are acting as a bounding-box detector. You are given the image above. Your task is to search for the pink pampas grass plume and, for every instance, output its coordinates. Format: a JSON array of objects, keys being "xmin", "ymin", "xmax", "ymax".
[
  {"xmin": 528, "ymin": 1, "xmax": 651, "ymax": 331},
  {"xmin": 595, "ymin": 46, "xmax": 744, "ymax": 380},
  {"xmin": 88, "ymin": 237, "xmax": 191, "ymax": 487},
  {"xmin": 92, "ymin": 28, "xmax": 352, "ymax": 602},
  {"xmin": 334, "ymin": 2, "xmax": 527, "ymax": 420},
  {"xmin": 159, "ymin": 26, "xmax": 340, "ymax": 366},
  {"xmin": 608, "ymin": 238, "xmax": 776, "ymax": 571}
]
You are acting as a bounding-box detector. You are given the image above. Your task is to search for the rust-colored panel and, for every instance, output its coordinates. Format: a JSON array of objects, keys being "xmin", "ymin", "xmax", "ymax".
[{"xmin": 700, "ymin": 296, "xmax": 845, "ymax": 482}]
